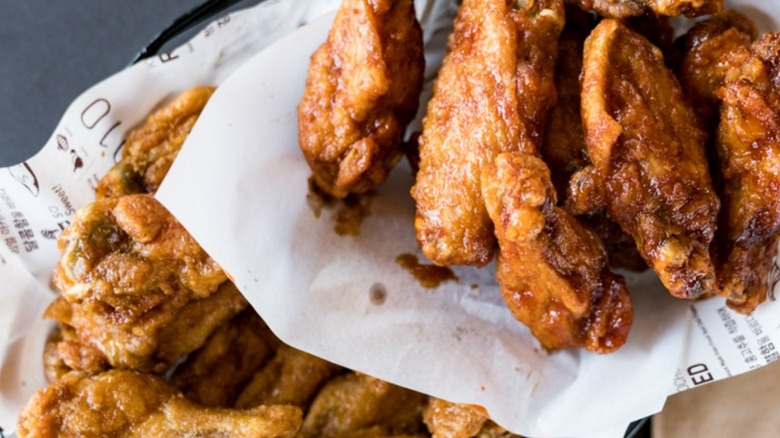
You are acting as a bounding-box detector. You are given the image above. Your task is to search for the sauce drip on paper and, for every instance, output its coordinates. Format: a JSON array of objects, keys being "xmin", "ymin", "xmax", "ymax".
[
  {"xmin": 395, "ymin": 253, "xmax": 458, "ymax": 288},
  {"xmin": 306, "ymin": 178, "xmax": 373, "ymax": 236}
]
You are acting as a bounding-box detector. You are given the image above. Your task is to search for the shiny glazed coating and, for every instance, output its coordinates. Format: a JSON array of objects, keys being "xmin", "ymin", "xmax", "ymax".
[
  {"xmin": 300, "ymin": 372, "xmax": 428, "ymax": 438},
  {"xmin": 580, "ymin": 19, "xmax": 720, "ymax": 299},
  {"xmin": 298, "ymin": 0, "xmax": 424, "ymax": 198},
  {"xmin": 482, "ymin": 153, "xmax": 633, "ymax": 353},
  {"xmin": 570, "ymin": 0, "xmax": 721, "ymax": 18},
  {"xmin": 96, "ymin": 86, "xmax": 215, "ymax": 198},
  {"xmin": 49, "ymin": 194, "xmax": 246, "ymax": 372},
  {"xmin": 714, "ymin": 33, "xmax": 780, "ymax": 313},
  {"xmin": 677, "ymin": 11, "xmax": 757, "ymax": 129},
  {"xmin": 412, "ymin": 0, "xmax": 564, "ymax": 267},
  {"xmin": 17, "ymin": 370, "xmax": 302, "ymax": 438}
]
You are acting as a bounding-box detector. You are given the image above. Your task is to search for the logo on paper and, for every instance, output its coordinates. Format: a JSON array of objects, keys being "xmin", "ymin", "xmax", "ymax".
[
  {"xmin": 8, "ymin": 162, "xmax": 39, "ymax": 197},
  {"xmin": 55, "ymin": 132, "xmax": 85, "ymax": 172}
]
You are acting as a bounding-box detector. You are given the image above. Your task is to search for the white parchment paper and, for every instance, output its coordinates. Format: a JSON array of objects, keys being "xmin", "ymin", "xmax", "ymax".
[{"xmin": 2, "ymin": 0, "xmax": 780, "ymax": 437}]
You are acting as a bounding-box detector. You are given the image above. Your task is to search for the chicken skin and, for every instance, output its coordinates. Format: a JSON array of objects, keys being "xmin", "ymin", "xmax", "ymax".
[
  {"xmin": 579, "ymin": 19, "xmax": 720, "ymax": 299},
  {"xmin": 412, "ymin": 0, "xmax": 564, "ymax": 267},
  {"xmin": 570, "ymin": 0, "xmax": 721, "ymax": 18},
  {"xmin": 482, "ymin": 153, "xmax": 632, "ymax": 353},
  {"xmin": 714, "ymin": 33, "xmax": 780, "ymax": 313},
  {"xmin": 18, "ymin": 370, "xmax": 302, "ymax": 438},
  {"xmin": 298, "ymin": 0, "xmax": 424, "ymax": 198}
]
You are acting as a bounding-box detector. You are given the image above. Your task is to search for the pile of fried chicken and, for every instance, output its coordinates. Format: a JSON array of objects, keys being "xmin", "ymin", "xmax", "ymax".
[
  {"xmin": 18, "ymin": 0, "xmax": 780, "ymax": 435},
  {"xmin": 300, "ymin": 0, "xmax": 780, "ymax": 354},
  {"xmin": 20, "ymin": 87, "xmax": 518, "ymax": 437}
]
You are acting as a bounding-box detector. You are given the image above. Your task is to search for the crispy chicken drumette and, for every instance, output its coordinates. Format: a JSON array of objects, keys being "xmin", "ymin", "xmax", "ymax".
[
  {"xmin": 298, "ymin": 0, "xmax": 424, "ymax": 198},
  {"xmin": 412, "ymin": 0, "xmax": 564, "ymax": 267},
  {"xmin": 482, "ymin": 152, "xmax": 632, "ymax": 353}
]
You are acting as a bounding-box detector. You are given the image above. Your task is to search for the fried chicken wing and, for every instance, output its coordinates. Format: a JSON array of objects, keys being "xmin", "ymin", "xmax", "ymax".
[
  {"xmin": 18, "ymin": 370, "xmax": 302, "ymax": 438},
  {"xmin": 482, "ymin": 152, "xmax": 632, "ymax": 352},
  {"xmin": 170, "ymin": 309, "xmax": 281, "ymax": 407},
  {"xmin": 96, "ymin": 86, "xmax": 215, "ymax": 199},
  {"xmin": 540, "ymin": 12, "xmax": 643, "ymax": 272},
  {"xmin": 298, "ymin": 0, "xmax": 424, "ymax": 198},
  {"xmin": 579, "ymin": 19, "xmax": 719, "ymax": 299},
  {"xmin": 235, "ymin": 344, "xmax": 344, "ymax": 410},
  {"xmin": 677, "ymin": 11, "xmax": 757, "ymax": 129},
  {"xmin": 570, "ymin": 0, "xmax": 721, "ymax": 18},
  {"xmin": 48, "ymin": 194, "xmax": 246, "ymax": 372},
  {"xmin": 412, "ymin": 0, "xmax": 564, "ymax": 266},
  {"xmin": 713, "ymin": 33, "xmax": 780, "ymax": 313},
  {"xmin": 300, "ymin": 372, "xmax": 427, "ymax": 438}
]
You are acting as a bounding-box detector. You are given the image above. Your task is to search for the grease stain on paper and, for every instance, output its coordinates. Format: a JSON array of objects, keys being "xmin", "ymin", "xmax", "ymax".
[
  {"xmin": 396, "ymin": 253, "xmax": 458, "ymax": 289},
  {"xmin": 306, "ymin": 177, "xmax": 374, "ymax": 236}
]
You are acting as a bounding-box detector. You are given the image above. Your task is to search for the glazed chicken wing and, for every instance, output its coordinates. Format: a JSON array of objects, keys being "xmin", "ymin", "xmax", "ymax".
[
  {"xmin": 18, "ymin": 370, "xmax": 302, "ymax": 438},
  {"xmin": 579, "ymin": 19, "xmax": 720, "ymax": 299},
  {"xmin": 713, "ymin": 33, "xmax": 780, "ymax": 313},
  {"xmin": 570, "ymin": 0, "xmax": 721, "ymax": 18},
  {"xmin": 96, "ymin": 86, "xmax": 215, "ymax": 199},
  {"xmin": 482, "ymin": 152, "xmax": 632, "ymax": 353},
  {"xmin": 412, "ymin": 0, "xmax": 564, "ymax": 266},
  {"xmin": 48, "ymin": 194, "xmax": 246, "ymax": 372},
  {"xmin": 541, "ymin": 10, "xmax": 645, "ymax": 271},
  {"xmin": 298, "ymin": 0, "xmax": 424, "ymax": 198}
]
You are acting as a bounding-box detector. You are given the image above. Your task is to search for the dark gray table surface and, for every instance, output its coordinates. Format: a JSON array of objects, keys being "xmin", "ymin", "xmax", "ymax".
[{"xmin": 0, "ymin": 0, "xmax": 208, "ymax": 167}]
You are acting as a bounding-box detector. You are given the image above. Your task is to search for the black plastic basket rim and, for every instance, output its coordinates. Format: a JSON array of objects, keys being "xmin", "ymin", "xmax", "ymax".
[{"xmin": 131, "ymin": 0, "xmax": 266, "ymax": 64}]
